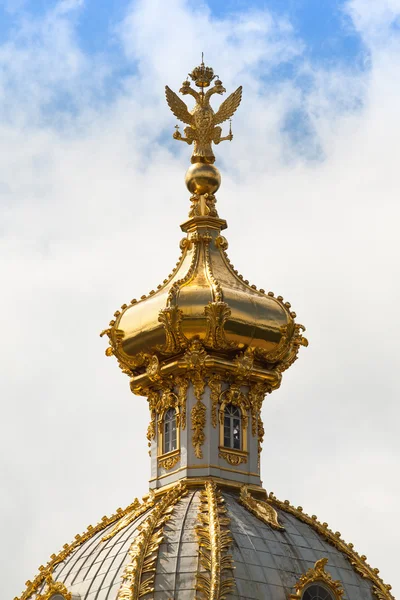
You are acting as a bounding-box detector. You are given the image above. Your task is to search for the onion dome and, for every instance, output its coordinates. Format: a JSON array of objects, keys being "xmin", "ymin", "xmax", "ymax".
[{"xmin": 101, "ymin": 75, "xmax": 307, "ymax": 398}]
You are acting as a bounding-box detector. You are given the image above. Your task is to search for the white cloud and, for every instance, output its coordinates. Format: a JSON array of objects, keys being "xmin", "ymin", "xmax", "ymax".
[{"xmin": 1, "ymin": 0, "xmax": 399, "ymax": 598}]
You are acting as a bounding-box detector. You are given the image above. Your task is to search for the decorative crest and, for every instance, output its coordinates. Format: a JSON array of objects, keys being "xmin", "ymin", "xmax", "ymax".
[{"xmin": 166, "ymin": 58, "xmax": 242, "ymax": 164}]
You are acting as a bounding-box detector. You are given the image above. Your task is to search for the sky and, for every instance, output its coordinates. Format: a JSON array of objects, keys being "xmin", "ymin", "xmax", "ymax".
[{"xmin": 1, "ymin": 0, "xmax": 399, "ymax": 598}]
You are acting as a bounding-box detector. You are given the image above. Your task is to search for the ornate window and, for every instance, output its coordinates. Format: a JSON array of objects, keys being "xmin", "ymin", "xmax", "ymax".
[
  {"xmin": 289, "ymin": 559, "xmax": 344, "ymax": 600},
  {"xmin": 156, "ymin": 392, "xmax": 181, "ymax": 471},
  {"xmin": 218, "ymin": 392, "xmax": 248, "ymax": 466},
  {"xmin": 302, "ymin": 584, "xmax": 335, "ymax": 600},
  {"xmin": 163, "ymin": 407, "xmax": 177, "ymax": 454},
  {"xmin": 223, "ymin": 403, "xmax": 241, "ymax": 449}
]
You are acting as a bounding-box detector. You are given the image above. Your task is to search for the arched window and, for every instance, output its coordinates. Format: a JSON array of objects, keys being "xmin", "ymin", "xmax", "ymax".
[
  {"xmin": 223, "ymin": 403, "xmax": 241, "ymax": 450},
  {"xmin": 302, "ymin": 585, "xmax": 335, "ymax": 600},
  {"xmin": 163, "ymin": 408, "xmax": 177, "ymax": 454}
]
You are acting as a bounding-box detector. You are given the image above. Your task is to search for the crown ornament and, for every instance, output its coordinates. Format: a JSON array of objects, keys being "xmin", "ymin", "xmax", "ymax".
[{"xmin": 189, "ymin": 53, "xmax": 217, "ymax": 88}]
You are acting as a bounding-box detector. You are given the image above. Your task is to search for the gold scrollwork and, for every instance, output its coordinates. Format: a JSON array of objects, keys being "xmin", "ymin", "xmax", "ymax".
[
  {"xmin": 15, "ymin": 495, "xmax": 151, "ymax": 600},
  {"xmin": 233, "ymin": 348, "xmax": 254, "ymax": 379},
  {"xmin": 289, "ymin": 558, "xmax": 344, "ymax": 599},
  {"xmin": 191, "ymin": 398, "xmax": 207, "ymax": 459},
  {"xmin": 146, "ymin": 355, "xmax": 162, "ymax": 382},
  {"xmin": 219, "ymin": 449, "xmax": 248, "ymax": 466},
  {"xmin": 158, "ymin": 450, "xmax": 180, "ymax": 471},
  {"xmin": 204, "ymin": 301, "xmax": 233, "ymax": 349},
  {"xmin": 176, "ymin": 375, "xmax": 189, "ymax": 430},
  {"xmin": 208, "ymin": 375, "xmax": 222, "ymax": 428},
  {"xmin": 196, "ymin": 481, "xmax": 235, "ymax": 600},
  {"xmin": 36, "ymin": 576, "xmax": 72, "ymax": 600},
  {"xmin": 240, "ymin": 486, "xmax": 283, "ymax": 531},
  {"xmin": 157, "ymin": 306, "xmax": 187, "ymax": 354},
  {"xmin": 102, "ymin": 491, "xmax": 156, "ymax": 542},
  {"xmin": 118, "ymin": 482, "xmax": 187, "ymax": 600},
  {"xmin": 268, "ymin": 494, "xmax": 394, "ymax": 600}
]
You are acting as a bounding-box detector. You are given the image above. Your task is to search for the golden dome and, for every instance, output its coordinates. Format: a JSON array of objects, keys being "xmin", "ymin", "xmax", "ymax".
[
  {"xmin": 101, "ymin": 61, "xmax": 307, "ymax": 396},
  {"xmin": 102, "ymin": 183, "xmax": 307, "ymax": 396}
]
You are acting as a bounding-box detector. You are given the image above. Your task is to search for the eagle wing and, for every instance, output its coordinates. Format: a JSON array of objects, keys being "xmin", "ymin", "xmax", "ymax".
[
  {"xmin": 165, "ymin": 86, "xmax": 193, "ymax": 125},
  {"xmin": 213, "ymin": 86, "xmax": 243, "ymax": 125}
]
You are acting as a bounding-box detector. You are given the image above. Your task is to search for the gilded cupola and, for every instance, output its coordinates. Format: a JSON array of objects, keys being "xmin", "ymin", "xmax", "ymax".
[
  {"xmin": 100, "ymin": 59, "xmax": 308, "ymax": 492},
  {"xmin": 16, "ymin": 59, "xmax": 393, "ymax": 600},
  {"xmin": 102, "ymin": 63, "xmax": 307, "ymax": 416}
]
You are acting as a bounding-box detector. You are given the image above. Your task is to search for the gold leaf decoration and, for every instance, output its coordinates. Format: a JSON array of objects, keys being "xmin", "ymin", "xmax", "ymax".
[
  {"xmin": 196, "ymin": 482, "xmax": 235, "ymax": 600},
  {"xmin": 209, "ymin": 375, "xmax": 222, "ymax": 428},
  {"xmin": 204, "ymin": 302, "xmax": 233, "ymax": 349},
  {"xmin": 219, "ymin": 450, "xmax": 247, "ymax": 466},
  {"xmin": 269, "ymin": 493, "xmax": 394, "ymax": 600},
  {"xmin": 117, "ymin": 483, "xmax": 187, "ymax": 600},
  {"xmin": 102, "ymin": 491, "xmax": 156, "ymax": 542},
  {"xmin": 14, "ymin": 496, "xmax": 151, "ymax": 600},
  {"xmin": 289, "ymin": 558, "xmax": 344, "ymax": 599},
  {"xmin": 176, "ymin": 375, "xmax": 189, "ymax": 430},
  {"xmin": 158, "ymin": 307, "xmax": 187, "ymax": 354},
  {"xmin": 239, "ymin": 486, "xmax": 284, "ymax": 531},
  {"xmin": 35, "ymin": 575, "xmax": 72, "ymax": 600},
  {"xmin": 191, "ymin": 398, "xmax": 207, "ymax": 459},
  {"xmin": 158, "ymin": 451, "xmax": 180, "ymax": 471}
]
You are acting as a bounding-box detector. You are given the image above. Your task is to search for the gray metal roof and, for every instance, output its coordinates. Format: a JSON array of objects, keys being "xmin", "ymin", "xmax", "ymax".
[{"xmin": 29, "ymin": 487, "xmax": 376, "ymax": 600}]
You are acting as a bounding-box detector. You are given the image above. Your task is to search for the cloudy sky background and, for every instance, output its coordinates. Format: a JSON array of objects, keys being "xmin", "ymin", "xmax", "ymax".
[{"xmin": 1, "ymin": 0, "xmax": 399, "ymax": 597}]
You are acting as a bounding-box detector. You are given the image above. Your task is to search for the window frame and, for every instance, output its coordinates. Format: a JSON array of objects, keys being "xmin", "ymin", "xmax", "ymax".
[
  {"xmin": 157, "ymin": 403, "xmax": 181, "ymax": 465},
  {"xmin": 218, "ymin": 399, "xmax": 248, "ymax": 465}
]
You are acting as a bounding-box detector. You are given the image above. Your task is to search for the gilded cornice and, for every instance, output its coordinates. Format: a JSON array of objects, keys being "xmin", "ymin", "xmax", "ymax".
[
  {"xmin": 117, "ymin": 482, "xmax": 187, "ymax": 600},
  {"xmin": 289, "ymin": 558, "xmax": 344, "ymax": 599},
  {"xmin": 268, "ymin": 493, "xmax": 394, "ymax": 600},
  {"xmin": 14, "ymin": 494, "xmax": 155, "ymax": 600},
  {"xmin": 196, "ymin": 481, "xmax": 235, "ymax": 600}
]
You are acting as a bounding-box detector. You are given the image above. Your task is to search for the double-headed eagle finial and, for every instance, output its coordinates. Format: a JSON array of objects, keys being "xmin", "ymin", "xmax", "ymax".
[{"xmin": 165, "ymin": 57, "xmax": 242, "ymax": 165}]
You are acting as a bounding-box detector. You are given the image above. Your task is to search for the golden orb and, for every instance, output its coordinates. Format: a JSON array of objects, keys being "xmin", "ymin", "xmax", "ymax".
[{"xmin": 185, "ymin": 163, "xmax": 221, "ymax": 195}]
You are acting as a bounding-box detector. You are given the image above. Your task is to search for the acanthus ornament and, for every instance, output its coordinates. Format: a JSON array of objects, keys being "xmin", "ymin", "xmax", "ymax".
[
  {"xmin": 239, "ymin": 486, "xmax": 284, "ymax": 531},
  {"xmin": 209, "ymin": 375, "xmax": 222, "ymax": 428},
  {"xmin": 176, "ymin": 375, "xmax": 189, "ymax": 430},
  {"xmin": 268, "ymin": 494, "xmax": 394, "ymax": 600},
  {"xmin": 157, "ymin": 307, "xmax": 187, "ymax": 354},
  {"xmin": 14, "ymin": 496, "xmax": 154, "ymax": 600},
  {"xmin": 219, "ymin": 449, "xmax": 247, "ymax": 466},
  {"xmin": 204, "ymin": 302, "xmax": 233, "ymax": 349},
  {"xmin": 233, "ymin": 348, "xmax": 254, "ymax": 379},
  {"xmin": 35, "ymin": 575, "xmax": 72, "ymax": 600},
  {"xmin": 158, "ymin": 451, "xmax": 180, "ymax": 471},
  {"xmin": 102, "ymin": 492, "xmax": 156, "ymax": 542},
  {"xmin": 196, "ymin": 481, "xmax": 235, "ymax": 600},
  {"xmin": 191, "ymin": 397, "xmax": 207, "ymax": 459},
  {"xmin": 117, "ymin": 483, "xmax": 187, "ymax": 600},
  {"xmin": 289, "ymin": 558, "xmax": 344, "ymax": 599}
]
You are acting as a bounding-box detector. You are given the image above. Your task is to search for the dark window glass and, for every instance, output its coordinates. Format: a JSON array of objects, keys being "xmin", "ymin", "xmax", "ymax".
[
  {"xmin": 302, "ymin": 584, "xmax": 335, "ymax": 600},
  {"xmin": 164, "ymin": 408, "xmax": 177, "ymax": 453},
  {"xmin": 223, "ymin": 404, "xmax": 241, "ymax": 450}
]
